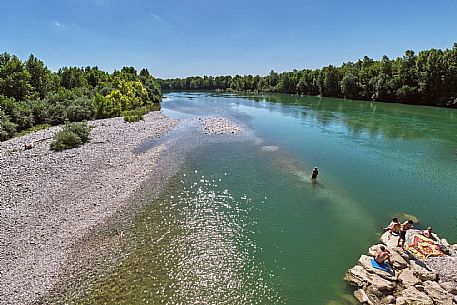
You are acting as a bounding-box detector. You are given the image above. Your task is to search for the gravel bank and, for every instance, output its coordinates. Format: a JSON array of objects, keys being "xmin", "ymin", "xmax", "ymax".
[
  {"xmin": 201, "ymin": 117, "xmax": 241, "ymax": 135},
  {"xmin": 0, "ymin": 112, "xmax": 179, "ymax": 305}
]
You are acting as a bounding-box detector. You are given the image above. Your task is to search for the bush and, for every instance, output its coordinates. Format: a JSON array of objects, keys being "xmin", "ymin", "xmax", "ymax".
[
  {"xmin": 47, "ymin": 102, "xmax": 68, "ymax": 125},
  {"xmin": 65, "ymin": 121, "xmax": 91, "ymax": 142},
  {"xmin": 0, "ymin": 95, "xmax": 34, "ymax": 130},
  {"xmin": 50, "ymin": 122, "xmax": 90, "ymax": 151},
  {"xmin": 66, "ymin": 96, "xmax": 96, "ymax": 122},
  {"xmin": 122, "ymin": 108, "xmax": 145, "ymax": 122},
  {"xmin": 0, "ymin": 110, "xmax": 17, "ymax": 141},
  {"xmin": 29, "ymin": 99, "xmax": 49, "ymax": 125}
]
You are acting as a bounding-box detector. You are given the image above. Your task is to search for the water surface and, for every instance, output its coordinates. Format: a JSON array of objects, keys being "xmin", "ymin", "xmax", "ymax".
[{"xmin": 73, "ymin": 92, "xmax": 457, "ymax": 305}]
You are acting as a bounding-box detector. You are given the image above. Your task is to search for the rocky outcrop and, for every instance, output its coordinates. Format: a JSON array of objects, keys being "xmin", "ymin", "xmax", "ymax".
[{"xmin": 345, "ymin": 229, "xmax": 457, "ymax": 304}]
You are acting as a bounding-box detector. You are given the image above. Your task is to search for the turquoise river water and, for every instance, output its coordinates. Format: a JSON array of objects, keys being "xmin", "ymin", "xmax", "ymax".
[{"xmin": 73, "ymin": 92, "xmax": 457, "ymax": 305}]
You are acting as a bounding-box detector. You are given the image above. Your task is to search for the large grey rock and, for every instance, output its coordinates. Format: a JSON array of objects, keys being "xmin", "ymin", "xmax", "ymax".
[
  {"xmin": 345, "ymin": 264, "xmax": 395, "ymax": 292},
  {"xmin": 345, "ymin": 265, "xmax": 369, "ymax": 288},
  {"xmin": 395, "ymin": 296, "xmax": 406, "ymax": 305},
  {"xmin": 410, "ymin": 261, "xmax": 437, "ymax": 281},
  {"xmin": 398, "ymin": 286, "xmax": 434, "ymax": 305},
  {"xmin": 423, "ymin": 280, "xmax": 454, "ymax": 305},
  {"xmin": 354, "ymin": 288, "xmax": 372, "ymax": 304},
  {"xmin": 358, "ymin": 255, "xmax": 397, "ymax": 281},
  {"xmin": 398, "ymin": 268, "xmax": 421, "ymax": 288},
  {"xmin": 369, "ymin": 273, "xmax": 396, "ymax": 292},
  {"xmin": 441, "ymin": 239, "xmax": 451, "ymax": 254},
  {"xmin": 385, "ymin": 295, "xmax": 396, "ymax": 304},
  {"xmin": 381, "ymin": 231, "xmax": 400, "ymax": 249},
  {"xmin": 440, "ymin": 281, "xmax": 457, "ymax": 295}
]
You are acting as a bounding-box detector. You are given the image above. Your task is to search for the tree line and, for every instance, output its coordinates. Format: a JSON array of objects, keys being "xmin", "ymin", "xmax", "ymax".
[
  {"xmin": 158, "ymin": 43, "xmax": 457, "ymax": 108},
  {"xmin": 0, "ymin": 53, "xmax": 161, "ymax": 141}
]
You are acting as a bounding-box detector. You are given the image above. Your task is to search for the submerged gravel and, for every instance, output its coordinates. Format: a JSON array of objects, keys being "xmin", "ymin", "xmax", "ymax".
[{"xmin": 0, "ymin": 112, "xmax": 178, "ymax": 305}]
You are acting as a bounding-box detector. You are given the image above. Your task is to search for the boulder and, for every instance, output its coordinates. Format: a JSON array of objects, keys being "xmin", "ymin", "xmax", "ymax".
[
  {"xmin": 410, "ymin": 261, "xmax": 437, "ymax": 281},
  {"xmin": 381, "ymin": 231, "xmax": 400, "ymax": 249},
  {"xmin": 385, "ymin": 295, "xmax": 396, "ymax": 304},
  {"xmin": 395, "ymin": 296, "xmax": 406, "ymax": 305},
  {"xmin": 398, "ymin": 286, "xmax": 433, "ymax": 305},
  {"xmin": 369, "ymin": 272, "xmax": 396, "ymax": 292},
  {"xmin": 423, "ymin": 280, "xmax": 454, "ymax": 305},
  {"xmin": 354, "ymin": 289, "xmax": 372, "ymax": 304},
  {"xmin": 452, "ymin": 244, "xmax": 457, "ymax": 251},
  {"xmin": 345, "ymin": 264, "xmax": 395, "ymax": 292},
  {"xmin": 345, "ymin": 265, "xmax": 369, "ymax": 288},
  {"xmin": 392, "ymin": 247, "xmax": 412, "ymax": 262},
  {"xmin": 398, "ymin": 268, "xmax": 421, "ymax": 288},
  {"xmin": 358, "ymin": 255, "xmax": 397, "ymax": 281},
  {"xmin": 440, "ymin": 238, "xmax": 451, "ymax": 254},
  {"xmin": 440, "ymin": 281, "xmax": 457, "ymax": 295},
  {"xmin": 390, "ymin": 250, "xmax": 409, "ymax": 269}
]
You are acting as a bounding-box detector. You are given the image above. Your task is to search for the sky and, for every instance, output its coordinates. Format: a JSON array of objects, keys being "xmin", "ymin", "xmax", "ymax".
[{"xmin": 1, "ymin": 0, "xmax": 457, "ymax": 78}]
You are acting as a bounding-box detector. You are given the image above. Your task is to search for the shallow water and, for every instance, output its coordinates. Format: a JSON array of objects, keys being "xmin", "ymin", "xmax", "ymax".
[{"xmin": 73, "ymin": 93, "xmax": 457, "ymax": 304}]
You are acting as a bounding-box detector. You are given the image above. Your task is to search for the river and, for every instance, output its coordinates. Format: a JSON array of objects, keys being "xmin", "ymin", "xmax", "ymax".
[{"xmin": 70, "ymin": 92, "xmax": 457, "ymax": 305}]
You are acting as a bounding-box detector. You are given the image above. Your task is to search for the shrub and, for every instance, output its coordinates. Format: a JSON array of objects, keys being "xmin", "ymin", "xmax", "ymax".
[
  {"xmin": 29, "ymin": 99, "xmax": 49, "ymax": 125},
  {"xmin": 47, "ymin": 102, "xmax": 68, "ymax": 125},
  {"xmin": 66, "ymin": 96, "xmax": 96, "ymax": 122},
  {"xmin": 0, "ymin": 110, "xmax": 17, "ymax": 141},
  {"xmin": 122, "ymin": 108, "xmax": 145, "ymax": 122},
  {"xmin": 50, "ymin": 122, "xmax": 90, "ymax": 151},
  {"xmin": 122, "ymin": 103, "xmax": 161, "ymax": 123},
  {"xmin": 65, "ymin": 121, "xmax": 91, "ymax": 142}
]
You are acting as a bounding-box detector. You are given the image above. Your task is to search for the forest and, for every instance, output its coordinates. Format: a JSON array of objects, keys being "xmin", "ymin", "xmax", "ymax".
[
  {"xmin": 0, "ymin": 53, "xmax": 161, "ymax": 141},
  {"xmin": 158, "ymin": 43, "xmax": 457, "ymax": 109}
]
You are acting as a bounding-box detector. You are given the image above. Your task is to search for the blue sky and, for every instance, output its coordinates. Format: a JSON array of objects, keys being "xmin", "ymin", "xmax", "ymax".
[{"xmin": 1, "ymin": 0, "xmax": 457, "ymax": 78}]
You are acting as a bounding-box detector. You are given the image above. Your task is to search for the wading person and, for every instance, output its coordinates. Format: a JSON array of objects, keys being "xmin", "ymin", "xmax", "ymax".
[{"xmin": 311, "ymin": 167, "xmax": 319, "ymax": 182}]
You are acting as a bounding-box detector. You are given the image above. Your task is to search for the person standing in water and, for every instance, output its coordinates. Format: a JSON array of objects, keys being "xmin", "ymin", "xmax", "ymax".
[{"xmin": 311, "ymin": 167, "xmax": 319, "ymax": 182}]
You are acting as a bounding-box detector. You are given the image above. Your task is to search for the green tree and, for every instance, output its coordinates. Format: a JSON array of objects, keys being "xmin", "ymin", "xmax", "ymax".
[
  {"xmin": 26, "ymin": 54, "xmax": 53, "ymax": 99},
  {"xmin": 0, "ymin": 53, "xmax": 32, "ymax": 100}
]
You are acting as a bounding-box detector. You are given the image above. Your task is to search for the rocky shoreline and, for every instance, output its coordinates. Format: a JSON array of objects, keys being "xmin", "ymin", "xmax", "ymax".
[
  {"xmin": 345, "ymin": 229, "xmax": 457, "ymax": 304},
  {"xmin": 0, "ymin": 112, "xmax": 243, "ymax": 305}
]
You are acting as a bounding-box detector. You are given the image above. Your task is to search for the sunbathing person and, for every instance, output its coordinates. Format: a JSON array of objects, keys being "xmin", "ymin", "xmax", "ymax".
[
  {"xmin": 422, "ymin": 227, "xmax": 436, "ymax": 240},
  {"xmin": 375, "ymin": 246, "xmax": 392, "ymax": 265}
]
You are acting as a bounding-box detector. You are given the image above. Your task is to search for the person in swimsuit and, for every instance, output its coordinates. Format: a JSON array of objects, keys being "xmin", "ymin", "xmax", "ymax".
[
  {"xmin": 311, "ymin": 167, "xmax": 319, "ymax": 182},
  {"xmin": 397, "ymin": 220, "xmax": 414, "ymax": 248},
  {"xmin": 375, "ymin": 246, "xmax": 392, "ymax": 265},
  {"xmin": 422, "ymin": 227, "xmax": 435, "ymax": 240},
  {"xmin": 384, "ymin": 217, "xmax": 401, "ymax": 234}
]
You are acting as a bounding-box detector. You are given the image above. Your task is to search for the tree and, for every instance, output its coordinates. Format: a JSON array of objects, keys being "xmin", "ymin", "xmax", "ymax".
[
  {"xmin": 0, "ymin": 53, "xmax": 32, "ymax": 100},
  {"xmin": 340, "ymin": 72, "xmax": 359, "ymax": 99},
  {"xmin": 26, "ymin": 54, "xmax": 53, "ymax": 99}
]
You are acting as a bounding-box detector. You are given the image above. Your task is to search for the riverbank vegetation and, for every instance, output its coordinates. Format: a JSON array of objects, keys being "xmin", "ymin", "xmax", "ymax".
[
  {"xmin": 159, "ymin": 43, "xmax": 457, "ymax": 108},
  {"xmin": 0, "ymin": 53, "xmax": 162, "ymax": 141},
  {"xmin": 50, "ymin": 122, "xmax": 91, "ymax": 151}
]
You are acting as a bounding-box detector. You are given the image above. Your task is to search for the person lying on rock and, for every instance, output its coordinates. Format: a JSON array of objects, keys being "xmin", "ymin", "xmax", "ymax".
[
  {"xmin": 422, "ymin": 227, "xmax": 436, "ymax": 240},
  {"xmin": 375, "ymin": 246, "xmax": 392, "ymax": 265},
  {"xmin": 384, "ymin": 217, "xmax": 401, "ymax": 235},
  {"xmin": 397, "ymin": 219, "xmax": 414, "ymax": 248}
]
